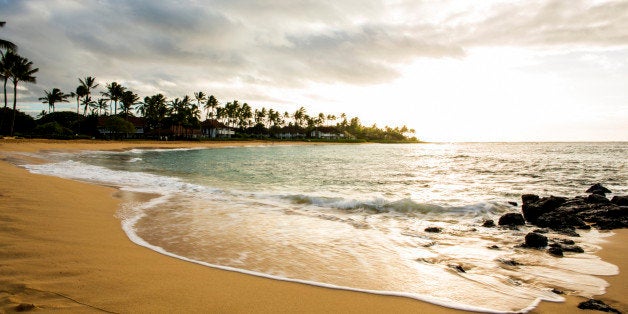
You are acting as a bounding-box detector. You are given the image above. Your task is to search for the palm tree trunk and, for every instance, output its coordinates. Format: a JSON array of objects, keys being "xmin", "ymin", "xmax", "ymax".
[
  {"xmin": 10, "ymin": 81, "xmax": 17, "ymax": 136},
  {"xmin": 3, "ymin": 78, "xmax": 7, "ymax": 108}
]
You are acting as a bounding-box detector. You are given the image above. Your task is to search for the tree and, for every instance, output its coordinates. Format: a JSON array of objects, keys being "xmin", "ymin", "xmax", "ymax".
[
  {"xmin": 204, "ymin": 95, "xmax": 218, "ymax": 120},
  {"xmin": 79, "ymin": 76, "xmax": 98, "ymax": 115},
  {"xmin": 0, "ymin": 21, "xmax": 17, "ymax": 52},
  {"xmin": 102, "ymin": 82, "xmax": 124, "ymax": 115},
  {"xmin": 74, "ymin": 85, "xmax": 87, "ymax": 115},
  {"xmin": 8, "ymin": 52, "xmax": 38, "ymax": 136},
  {"xmin": 96, "ymin": 98, "xmax": 108, "ymax": 115},
  {"xmin": 120, "ymin": 90, "xmax": 139, "ymax": 118},
  {"xmin": 1, "ymin": 50, "xmax": 17, "ymax": 110},
  {"xmin": 139, "ymin": 93, "xmax": 168, "ymax": 134},
  {"xmin": 38, "ymin": 88, "xmax": 69, "ymax": 113},
  {"xmin": 194, "ymin": 91, "xmax": 206, "ymax": 116}
]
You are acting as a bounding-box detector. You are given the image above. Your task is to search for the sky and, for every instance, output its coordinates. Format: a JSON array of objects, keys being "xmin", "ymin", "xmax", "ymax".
[{"xmin": 1, "ymin": 0, "xmax": 627, "ymax": 142}]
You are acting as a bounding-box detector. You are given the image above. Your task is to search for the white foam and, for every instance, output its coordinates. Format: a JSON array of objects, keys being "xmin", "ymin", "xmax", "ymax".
[{"xmin": 23, "ymin": 160, "xmax": 213, "ymax": 195}]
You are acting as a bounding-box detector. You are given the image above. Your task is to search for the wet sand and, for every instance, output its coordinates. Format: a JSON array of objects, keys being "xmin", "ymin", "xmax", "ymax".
[{"xmin": 1, "ymin": 139, "xmax": 625, "ymax": 313}]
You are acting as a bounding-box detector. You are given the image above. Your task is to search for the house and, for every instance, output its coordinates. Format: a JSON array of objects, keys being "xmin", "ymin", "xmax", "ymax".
[
  {"xmin": 310, "ymin": 126, "xmax": 344, "ymax": 139},
  {"xmin": 97, "ymin": 116, "xmax": 145, "ymax": 138},
  {"xmin": 201, "ymin": 119, "xmax": 235, "ymax": 138}
]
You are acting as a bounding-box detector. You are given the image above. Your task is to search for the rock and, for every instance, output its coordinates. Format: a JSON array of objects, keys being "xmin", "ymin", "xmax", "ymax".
[
  {"xmin": 15, "ymin": 303, "xmax": 36, "ymax": 312},
  {"xmin": 548, "ymin": 246, "xmax": 564, "ymax": 256},
  {"xmin": 498, "ymin": 259, "xmax": 521, "ymax": 266},
  {"xmin": 562, "ymin": 245, "xmax": 584, "ymax": 253},
  {"xmin": 449, "ymin": 264, "xmax": 466, "ymax": 273},
  {"xmin": 522, "ymin": 196, "xmax": 567, "ymax": 224},
  {"xmin": 551, "ymin": 288, "xmax": 564, "ymax": 294},
  {"xmin": 535, "ymin": 210, "xmax": 588, "ymax": 231},
  {"xmin": 533, "ymin": 228, "xmax": 549, "ymax": 234},
  {"xmin": 522, "ymin": 194, "xmax": 540, "ymax": 204},
  {"xmin": 611, "ymin": 195, "xmax": 628, "ymax": 206},
  {"xmin": 498, "ymin": 213, "xmax": 525, "ymax": 226},
  {"xmin": 557, "ymin": 238, "xmax": 576, "ymax": 245},
  {"xmin": 577, "ymin": 299, "xmax": 621, "ymax": 313},
  {"xmin": 508, "ymin": 201, "xmax": 518, "ymax": 207},
  {"xmin": 554, "ymin": 228, "xmax": 581, "ymax": 237},
  {"xmin": 424, "ymin": 227, "xmax": 441, "ymax": 233},
  {"xmin": 586, "ymin": 183, "xmax": 612, "ymax": 195},
  {"xmin": 487, "ymin": 245, "xmax": 500, "ymax": 250},
  {"xmin": 524, "ymin": 232, "xmax": 548, "ymax": 248},
  {"xmin": 482, "ymin": 220, "xmax": 495, "ymax": 227},
  {"xmin": 587, "ymin": 194, "xmax": 611, "ymax": 204}
]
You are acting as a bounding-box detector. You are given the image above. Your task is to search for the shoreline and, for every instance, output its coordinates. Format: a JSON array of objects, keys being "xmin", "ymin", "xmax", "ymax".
[{"xmin": 1, "ymin": 139, "xmax": 625, "ymax": 313}]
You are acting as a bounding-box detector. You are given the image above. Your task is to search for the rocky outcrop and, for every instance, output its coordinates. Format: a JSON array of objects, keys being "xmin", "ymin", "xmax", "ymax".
[
  {"xmin": 519, "ymin": 184, "xmax": 627, "ymax": 232},
  {"xmin": 586, "ymin": 183, "xmax": 612, "ymax": 196},
  {"xmin": 498, "ymin": 213, "xmax": 525, "ymax": 226}
]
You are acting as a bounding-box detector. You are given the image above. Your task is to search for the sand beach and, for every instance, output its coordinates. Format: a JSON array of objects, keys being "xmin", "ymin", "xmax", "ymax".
[{"xmin": 1, "ymin": 139, "xmax": 625, "ymax": 313}]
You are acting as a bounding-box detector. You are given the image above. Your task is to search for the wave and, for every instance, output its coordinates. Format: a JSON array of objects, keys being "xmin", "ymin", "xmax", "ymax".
[
  {"xmin": 281, "ymin": 194, "xmax": 511, "ymax": 216},
  {"xmin": 23, "ymin": 160, "xmax": 214, "ymax": 195}
]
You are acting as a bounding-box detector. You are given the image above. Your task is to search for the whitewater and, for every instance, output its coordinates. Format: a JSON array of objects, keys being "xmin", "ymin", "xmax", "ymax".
[{"xmin": 23, "ymin": 142, "xmax": 627, "ymax": 313}]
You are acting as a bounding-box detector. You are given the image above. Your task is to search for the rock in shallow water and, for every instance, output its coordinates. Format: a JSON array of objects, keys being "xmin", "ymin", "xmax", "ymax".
[
  {"xmin": 524, "ymin": 232, "xmax": 548, "ymax": 248},
  {"xmin": 577, "ymin": 299, "xmax": 621, "ymax": 313},
  {"xmin": 424, "ymin": 227, "xmax": 441, "ymax": 233},
  {"xmin": 498, "ymin": 213, "xmax": 525, "ymax": 226},
  {"xmin": 482, "ymin": 219, "xmax": 495, "ymax": 227}
]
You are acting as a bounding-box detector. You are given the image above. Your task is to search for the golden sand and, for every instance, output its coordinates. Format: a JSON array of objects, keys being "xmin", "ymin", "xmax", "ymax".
[{"xmin": 0, "ymin": 139, "xmax": 625, "ymax": 313}]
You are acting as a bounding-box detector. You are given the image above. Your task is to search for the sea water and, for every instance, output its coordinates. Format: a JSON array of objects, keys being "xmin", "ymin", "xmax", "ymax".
[{"xmin": 23, "ymin": 142, "xmax": 627, "ymax": 313}]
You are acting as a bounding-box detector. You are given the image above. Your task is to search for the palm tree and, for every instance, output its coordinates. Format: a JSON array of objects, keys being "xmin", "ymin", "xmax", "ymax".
[
  {"xmin": 0, "ymin": 21, "xmax": 17, "ymax": 53},
  {"xmin": 38, "ymin": 88, "xmax": 69, "ymax": 113},
  {"xmin": 79, "ymin": 76, "xmax": 98, "ymax": 114},
  {"xmin": 293, "ymin": 107, "xmax": 306, "ymax": 128},
  {"xmin": 81, "ymin": 96, "xmax": 96, "ymax": 116},
  {"xmin": 102, "ymin": 82, "xmax": 124, "ymax": 115},
  {"xmin": 194, "ymin": 91, "xmax": 206, "ymax": 114},
  {"xmin": 74, "ymin": 85, "xmax": 87, "ymax": 115},
  {"xmin": 204, "ymin": 95, "xmax": 218, "ymax": 120},
  {"xmin": 120, "ymin": 90, "xmax": 139, "ymax": 119},
  {"xmin": 1, "ymin": 50, "xmax": 16, "ymax": 110},
  {"xmin": 96, "ymin": 98, "xmax": 109, "ymax": 116},
  {"xmin": 8, "ymin": 53, "xmax": 38, "ymax": 136}
]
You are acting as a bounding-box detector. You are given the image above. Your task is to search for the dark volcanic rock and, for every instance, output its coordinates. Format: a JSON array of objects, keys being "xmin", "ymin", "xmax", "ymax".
[
  {"xmin": 533, "ymin": 228, "xmax": 549, "ymax": 234},
  {"xmin": 611, "ymin": 195, "xmax": 628, "ymax": 206},
  {"xmin": 482, "ymin": 220, "xmax": 495, "ymax": 227},
  {"xmin": 522, "ymin": 194, "xmax": 540, "ymax": 204},
  {"xmin": 521, "ymin": 196, "xmax": 567, "ymax": 224},
  {"xmin": 449, "ymin": 264, "xmax": 466, "ymax": 273},
  {"xmin": 548, "ymin": 246, "xmax": 563, "ymax": 257},
  {"xmin": 498, "ymin": 213, "xmax": 525, "ymax": 226},
  {"xmin": 577, "ymin": 299, "xmax": 621, "ymax": 313},
  {"xmin": 508, "ymin": 201, "xmax": 518, "ymax": 207},
  {"xmin": 551, "ymin": 288, "xmax": 564, "ymax": 295},
  {"xmin": 524, "ymin": 232, "xmax": 548, "ymax": 248},
  {"xmin": 424, "ymin": 227, "xmax": 441, "ymax": 233},
  {"xmin": 586, "ymin": 183, "xmax": 612, "ymax": 195},
  {"xmin": 15, "ymin": 303, "xmax": 36, "ymax": 312},
  {"xmin": 498, "ymin": 259, "xmax": 521, "ymax": 266},
  {"xmin": 587, "ymin": 193, "xmax": 611, "ymax": 204},
  {"xmin": 562, "ymin": 245, "xmax": 585, "ymax": 253}
]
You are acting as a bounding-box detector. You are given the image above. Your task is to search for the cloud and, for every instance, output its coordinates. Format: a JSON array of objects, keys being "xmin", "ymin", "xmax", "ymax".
[{"xmin": 2, "ymin": 0, "xmax": 627, "ymax": 107}]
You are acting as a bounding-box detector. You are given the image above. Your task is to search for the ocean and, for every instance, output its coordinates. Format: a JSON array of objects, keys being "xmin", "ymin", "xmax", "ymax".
[{"xmin": 24, "ymin": 142, "xmax": 627, "ymax": 313}]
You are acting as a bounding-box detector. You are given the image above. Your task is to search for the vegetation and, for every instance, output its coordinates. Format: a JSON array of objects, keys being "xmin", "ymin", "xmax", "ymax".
[{"xmin": 0, "ymin": 20, "xmax": 419, "ymax": 142}]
